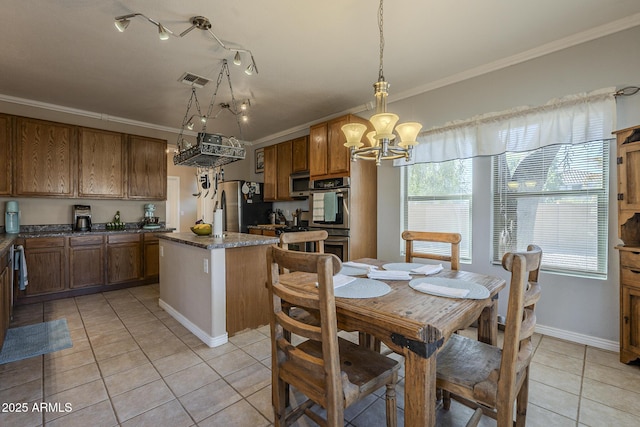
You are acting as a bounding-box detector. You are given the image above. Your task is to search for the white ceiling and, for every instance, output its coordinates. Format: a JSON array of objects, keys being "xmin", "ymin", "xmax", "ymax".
[{"xmin": 1, "ymin": 1, "xmax": 639, "ymax": 144}]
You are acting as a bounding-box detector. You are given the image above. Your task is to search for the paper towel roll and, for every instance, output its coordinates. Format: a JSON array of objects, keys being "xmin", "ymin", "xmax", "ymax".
[{"xmin": 213, "ymin": 209, "xmax": 223, "ymax": 237}]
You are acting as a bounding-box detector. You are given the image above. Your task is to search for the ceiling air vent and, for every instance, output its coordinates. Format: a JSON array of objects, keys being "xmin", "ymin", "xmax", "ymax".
[{"xmin": 178, "ymin": 72, "xmax": 210, "ymax": 88}]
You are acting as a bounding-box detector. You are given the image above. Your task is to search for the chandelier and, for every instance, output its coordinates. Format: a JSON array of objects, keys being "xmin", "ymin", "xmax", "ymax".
[{"xmin": 341, "ymin": 0, "xmax": 422, "ymax": 165}]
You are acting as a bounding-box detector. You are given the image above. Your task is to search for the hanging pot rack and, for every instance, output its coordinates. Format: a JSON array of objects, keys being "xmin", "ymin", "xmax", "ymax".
[{"xmin": 173, "ymin": 59, "xmax": 247, "ymax": 168}]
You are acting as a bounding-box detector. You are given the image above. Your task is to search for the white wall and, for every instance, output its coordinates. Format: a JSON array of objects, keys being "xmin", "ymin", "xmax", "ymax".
[{"xmin": 375, "ymin": 25, "xmax": 640, "ymax": 348}]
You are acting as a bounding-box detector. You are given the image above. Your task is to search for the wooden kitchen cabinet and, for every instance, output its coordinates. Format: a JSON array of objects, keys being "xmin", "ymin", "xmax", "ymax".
[
  {"xmin": 615, "ymin": 124, "xmax": 640, "ymax": 363},
  {"xmin": 15, "ymin": 117, "xmax": 76, "ymax": 197},
  {"xmin": 264, "ymin": 136, "xmax": 309, "ymax": 202},
  {"xmin": 128, "ymin": 135, "xmax": 167, "ymax": 200},
  {"xmin": 143, "ymin": 234, "xmax": 160, "ymax": 280},
  {"xmin": 69, "ymin": 235, "xmax": 105, "ymax": 289},
  {"xmin": 263, "ymin": 144, "xmax": 278, "ymax": 201},
  {"xmin": 276, "ymin": 140, "xmax": 293, "ymax": 201},
  {"xmin": 107, "ymin": 234, "xmax": 142, "ymax": 285},
  {"xmin": 0, "ymin": 249, "xmax": 11, "ymax": 349},
  {"xmin": 78, "ymin": 127, "xmax": 126, "ymax": 198},
  {"xmin": 22, "ymin": 237, "xmax": 67, "ymax": 296},
  {"xmin": 309, "ymin": 114, "xmax": 370, "ymax": 180},
  {"xmin": 0, "ymin": 114, "xmax": 11, "ymax": 196},
  {"xmin": 291, "ymin": 136, "xmax": 309, "ymax": 173}
]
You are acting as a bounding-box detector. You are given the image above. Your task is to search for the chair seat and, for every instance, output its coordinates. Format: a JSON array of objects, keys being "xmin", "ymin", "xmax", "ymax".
[
  {"xmin": 281, "ymin": 337, "xmax": 400, "ymax": 408},
  {"xmin": 436, "ymin": 334, "xmax": 504, "ymax": 408}
]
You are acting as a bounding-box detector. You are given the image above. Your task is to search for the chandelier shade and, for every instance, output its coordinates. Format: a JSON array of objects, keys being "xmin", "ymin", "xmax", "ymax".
[{"xmin": 342, "ymin": 123, "xmax": 367, "ymax": 148}]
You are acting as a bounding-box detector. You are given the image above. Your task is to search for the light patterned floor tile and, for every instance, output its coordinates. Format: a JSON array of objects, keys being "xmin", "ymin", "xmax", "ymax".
[
  {"xmin": 43, "ymin": 399, "xmax": 117, "ymax": 427},
  {"xmin": 120, "ymin": 399, "xmax": 193, "ymax": 427},
  {"xmin": 110, "ymin": 379, "xmax": 174, "ymax": 422},
  {"xmin": 163, "ymin": 362, "xmax": 220, "ymax": 397},
  {"xmin": 103, "ymin": 362, "xmax": 161, "ymax": 396},
  {"xmin": 178, "ymin": 378, "xmax": 242, "ymax": 422},
  {"xmin": 198, "ymin": 398, "xmax": 270, "ymax": 427}
]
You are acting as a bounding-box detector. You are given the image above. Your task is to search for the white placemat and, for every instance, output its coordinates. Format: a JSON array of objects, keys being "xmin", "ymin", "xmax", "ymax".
[
  {"xmin": 408, "ymin": 277, "xmax": 490, "ymax": 299},
  {"xmin": 382, "ymin": 262, "xmax": 427, "ymax": 272},
  {"xmin": 339, "ymin": 266, "xmax": 369, "ymax": 276},
  {"xmin": 334, "ymin": 278, "xmax": 391, "ymax": 299}
]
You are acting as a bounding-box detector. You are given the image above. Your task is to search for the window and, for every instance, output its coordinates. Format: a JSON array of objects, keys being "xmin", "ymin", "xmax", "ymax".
[
  {"xmin": 402, "ymin": 159, "xmax": 473, "ymax": 261},
  {"xmin": 492, "ymin": 140, "xmax": 609, "ymax": 277}
]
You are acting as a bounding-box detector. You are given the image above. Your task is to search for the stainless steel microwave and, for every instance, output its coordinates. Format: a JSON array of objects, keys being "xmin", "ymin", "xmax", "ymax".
[{"xmin": 289, "ymin": 172, "xmax": 310, "ymax": 198}]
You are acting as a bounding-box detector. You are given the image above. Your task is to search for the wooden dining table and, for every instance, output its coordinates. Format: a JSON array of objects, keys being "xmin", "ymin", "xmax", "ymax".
[{"xmin": 278, "ymin": 257, "xmax": 506, "ymax": 427}]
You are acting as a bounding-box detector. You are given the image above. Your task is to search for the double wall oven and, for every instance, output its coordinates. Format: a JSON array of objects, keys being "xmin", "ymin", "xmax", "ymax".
[{"xmin": 309, "ymin": 177, "xmax": 351, "ymax": 261}]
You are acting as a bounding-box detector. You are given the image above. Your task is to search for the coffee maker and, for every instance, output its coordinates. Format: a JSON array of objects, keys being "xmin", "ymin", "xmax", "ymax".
[
  {"xmin": 73, "ymin": 204, "xmax": 92, "ymax": 231},
  {"xmin": 5, "ymin": 200, "xmax": 20, "ymax": 234}
]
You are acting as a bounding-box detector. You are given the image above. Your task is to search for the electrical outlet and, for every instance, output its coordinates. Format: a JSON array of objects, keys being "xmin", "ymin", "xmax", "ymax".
[{"xmin": 203, "ymin": 259, "xmax": 208, "ymax": 273}]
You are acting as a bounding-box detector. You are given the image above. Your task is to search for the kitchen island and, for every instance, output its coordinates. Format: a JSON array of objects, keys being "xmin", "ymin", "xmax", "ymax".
[{"xmin": 157, "ymin": 232, "xmax": 279, "ymax": 347}]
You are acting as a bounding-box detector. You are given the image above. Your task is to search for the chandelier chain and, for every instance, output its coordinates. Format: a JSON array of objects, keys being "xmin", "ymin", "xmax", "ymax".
[{"xmin": 378, "ymin": 0, "xmax": 385, "ymax": 81}]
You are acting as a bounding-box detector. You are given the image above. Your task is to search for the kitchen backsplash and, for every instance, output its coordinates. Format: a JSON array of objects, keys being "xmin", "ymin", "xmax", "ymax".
[{"xmin": 0, "ymin": 197, "xmax": 166, "ymax": 227}]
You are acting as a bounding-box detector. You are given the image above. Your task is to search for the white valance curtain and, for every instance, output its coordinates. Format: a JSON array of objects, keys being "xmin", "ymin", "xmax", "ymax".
[{"xmin": 398, "ymin": 87, "xmax": 617, "ymax": 166}]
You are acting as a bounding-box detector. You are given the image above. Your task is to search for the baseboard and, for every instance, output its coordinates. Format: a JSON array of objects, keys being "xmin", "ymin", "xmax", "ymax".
[
  {"xmin": 534, "ymin": 324, "xmax": 619, "ymax": 352},
  {"xmin": 158, "ymin": 299, "xmax": 228, "ymax": 348}
]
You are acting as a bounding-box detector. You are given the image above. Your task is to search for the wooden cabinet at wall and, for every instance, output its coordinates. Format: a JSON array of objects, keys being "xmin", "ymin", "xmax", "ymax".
[
  {"xmin": 263, "ymin": 145, "xmax": 277, "ymax": 201},
  {"xmin": 309, "ymin": 114, "xmax": 369, "ymax": 179},
  {"xmin": 128, "ymin": 135, "xmax": 167, "ymax": 200},
  {"xmin": 615, "ymin": 124, "xmax": 640, "ymax": 364},
  {"xmin": 107, "ymin": 234, "xmax": 142, "ymax": 285},
  {"xmin": 23, "ymin": 237, "xmax": 67, "ymax": 296},
  {"xmin": 0, "ymin": 114, "xmax": 11, "ymax": 196},
  {"xmin": 0, "ymin": 250, "xmax": 11, "ymax": 349},
  {"xmin": 15, "ymin": 117, "xmax": 76, "ymax": 197},
  {"xmin": 276, "ymin": 141, "xmax": 293, "ymax": 201},
  {"xmin": 78, "ymin": 128, "xmax": 126, "ymax": 198},
  {"xmin": 69, "ymin": 235, "xmax": 105, "ymax": 289},
  {"xmin": 291, "ymin": 136, "xmax": 309, "ymax": 173},
  {"xmin": 264, "ymin": 136, "xmax": 309, "ymax": 202},
  {"xmin": 143, "ymin": 234, "xmax": 160, "ymax": 280}
]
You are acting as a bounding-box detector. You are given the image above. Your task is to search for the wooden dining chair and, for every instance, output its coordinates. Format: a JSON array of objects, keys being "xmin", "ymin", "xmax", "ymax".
[
  {"xmin": 279, "ymin": 229, "xmax": 328, "ymax": 253},
  {"xmin": 402, "ymin": 230, "xmax": 461, "ymax": 270},
  {"xmin": 436, "ymin": 244, "xmax": 543, "ymax": 427},
  {"xmin": 266, "ymin": 246, "xmax": 400, "ymax": 427}
]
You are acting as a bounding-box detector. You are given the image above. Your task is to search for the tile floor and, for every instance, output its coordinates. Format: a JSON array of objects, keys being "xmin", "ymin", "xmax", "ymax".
[{"xmin": 0, "ymin": 284, "xmax": 639, "ymax": 426}]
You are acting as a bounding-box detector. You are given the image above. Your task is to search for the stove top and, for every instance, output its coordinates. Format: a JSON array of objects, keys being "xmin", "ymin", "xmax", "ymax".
[{"xmin": 276, "ymin": 226, "xmax": 309, "ymax": 235}]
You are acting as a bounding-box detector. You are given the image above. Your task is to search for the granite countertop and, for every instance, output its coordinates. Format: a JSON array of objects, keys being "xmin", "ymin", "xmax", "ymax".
[
  {"xmin": 0, "ymin": 234, "xmax": 17, "ymax": 256},
  {"xmin": 157, "ymin": 231, "xmax": 279, "ymax": 250},
  {"xmin": 15, "ymin": 228, "xmax": 174, "ymax": 238}
]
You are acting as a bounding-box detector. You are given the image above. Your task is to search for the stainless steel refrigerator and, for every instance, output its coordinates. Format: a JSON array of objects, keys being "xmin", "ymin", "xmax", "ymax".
[{"xmin": 218, "ymin": 181, "xmax": 272, "ymax": 233}]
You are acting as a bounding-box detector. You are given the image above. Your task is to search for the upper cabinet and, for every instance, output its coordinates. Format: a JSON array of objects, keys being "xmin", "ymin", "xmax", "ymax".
[
  {"xmin": 0, "ymin": 114, "xmax": 11, "ymax": 196},
  {"xmin": 128, "ymin": 135, "xmax": 167, "ymax": 200},
  {"xmin": 15, "ymin": 117, "xmax": 76, "ymax": 197},
  {"xmin": 3, "ymin": 114, "xmax": 166, "ymax": 200},
  {"xmin": 78, "ymin": 128, "xmax": 126, "ymax": 199},
  {"xmin": 276, "ymin": 140, "xmax": 293, "ymax": 201},
  {"xmin": 264, "ymin": 136, "xmax": 309, "ymax": 202},
  {"xmin": 309, "ymin": 114, "xmax": 369, "ymax": 180},
  {"xmin": 291, "ymin": 136, "xmax": 309, "ymax": 173},
  {"xmin": 263, "ymin": 145, "xmax": 277, "ymax": 201}
]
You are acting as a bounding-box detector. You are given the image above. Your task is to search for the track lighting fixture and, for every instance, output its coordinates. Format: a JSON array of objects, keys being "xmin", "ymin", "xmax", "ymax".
[
  {"xmin": 114, "ymin": 12, "xmax": 258, "ymax": 74},
  {"xmin": 114, "ymin": 13, "xmax": 174, "ymax": 41}
]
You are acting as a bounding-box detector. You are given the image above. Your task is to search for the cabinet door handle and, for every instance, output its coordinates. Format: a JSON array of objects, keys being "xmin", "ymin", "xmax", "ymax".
[
  {"xmin": 624, "ymin": 316, "xmax": 630, "ymax": 324},
  {"xmin": 632, "ymin": 252, "xmax": 640, "ymax": 255},
  {"xmin": 629, "ymin": 270, "xmax": 640, "ymax": 274}
]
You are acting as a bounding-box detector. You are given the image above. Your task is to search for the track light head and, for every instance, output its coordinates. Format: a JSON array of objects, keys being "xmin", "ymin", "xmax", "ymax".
[
  {"xmin": 233, "ymin": 51, "xmax": 242, "ymax": 66},
  {"xmin": 114, "ymin": 19, "xmax": 130, "ymax": 32},
  {"xmin": 158, "ymin": 23, "xmax": 170, "ymax": 40},
  {"xmin": 245, "ymin": 63, "xmax": 254, "ymax": 76}
]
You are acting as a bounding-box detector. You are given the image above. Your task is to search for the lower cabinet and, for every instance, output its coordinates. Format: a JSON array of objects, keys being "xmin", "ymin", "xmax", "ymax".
[
  {"xmin": 24, "ymin": 238, "xmax": 66, "ymax": 296},
  {"xmin": 70, "ymin": 235, "xmax": 105, "ymax": 289},
  {"xmin": 143, "ymin": 234, "xmax": 159, "ymax": 280},
  {"xmin": 107, "ymin": 234, "xmax": 142, "ymax": 285},
  {"xmin": 619, "ymin": 248, "xmax": 640, "ymax": 363},
  {"xmin": 0, "ymin": 250, "xmax": 11, "ymax": 348},
  {"xmin": 16, "ymin": 232, "xmax": 164, "ymax": 304}
]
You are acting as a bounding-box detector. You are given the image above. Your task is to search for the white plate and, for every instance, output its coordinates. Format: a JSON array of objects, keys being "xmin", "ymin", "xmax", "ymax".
[
  {"xmin": 408, "ymin": 277, "xmax": 490, "ymax": 299},
  {"xmin": 382, "ymin": 262, "xmax": 426, "ymax": 272},
  {"xmin": 335, "ymin": 278, "xmax": 391, "ymax": 299},
  {"xmin": 339, "ymin": 266, "xmax": 369, "ymax": 276}
]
